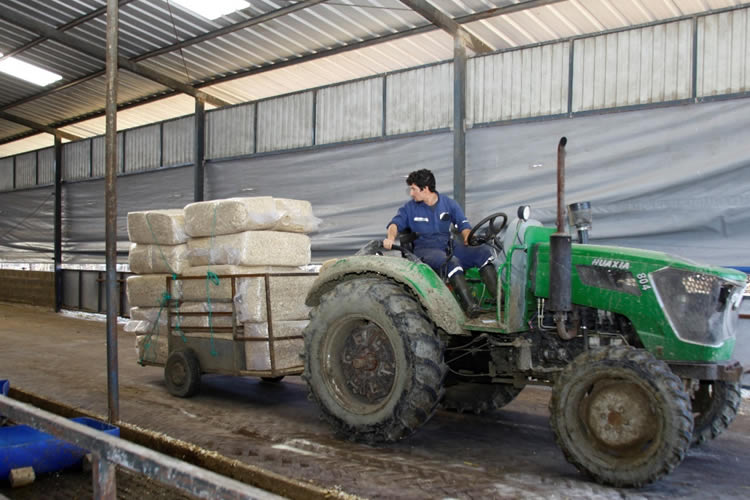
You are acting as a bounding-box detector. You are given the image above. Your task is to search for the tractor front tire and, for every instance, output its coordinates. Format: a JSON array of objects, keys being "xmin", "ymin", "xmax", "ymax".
[
  {"xmin": 549, "ymin": 346, "xmax": 693, "ymax": 488},
  {"xmin": 690, "ymin": 380, "xmax": 741, "ymax": 447},
  {"xmin": 164, "ymin": 349, "xmax": 201, "ymax": 398},
  {"xmin": 303, "ymin": 278, "xmax": 446, "ymax": 443},
  {"xmin": 442, "ymin": 383, "xmax": 523, "ymax": 414}
]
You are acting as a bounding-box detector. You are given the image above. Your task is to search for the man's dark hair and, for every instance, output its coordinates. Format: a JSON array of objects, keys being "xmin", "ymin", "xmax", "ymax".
[{"xmin": 406, "ymin": 169, "xmax": 436, "ymax": 192}]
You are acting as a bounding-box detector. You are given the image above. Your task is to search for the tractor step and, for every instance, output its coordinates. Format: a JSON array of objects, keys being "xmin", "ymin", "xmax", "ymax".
[{"xmin": 463, "ymin": 312, "xmax": 507, "ymax": 332}]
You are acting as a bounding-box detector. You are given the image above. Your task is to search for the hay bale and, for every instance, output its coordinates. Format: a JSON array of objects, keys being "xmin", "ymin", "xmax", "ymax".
[
  {"xmin": 273, "ymin": 198, "xmax": 321, "ymax": 233},
  {"xmin": 126, "ymin": 274, "xmax": 181, "ymax": 308},
  {"xmin": 245, "ymin": 337, "xmax": 304, "ymax": 371},
  {"xmin": 128, "ymin": 243, "xmax": 190, "ymax": 275},
  {"xmin": 235, "ymin": 274, "xmax": 315, "ymax": 322},
  {"xmin": 179, "ymin": 265, "xmax": 284, "ymax": 301},
  {"xmin": 135, "ymin": 334, "xmax": 168, "ymax": 364},
  {"xmin": 127, "ymin": 303, "xmax": 235, "ymax": 335},
  {"xmin": 242, "ymin": 320, "xmax": 308, "ymax": 339},
  {"xmin": 184, "ymin": 197, "xmax": 277, "ymax": 237},
  {"xmin": 127, "ymin": 209, "xmax": 187, "ymax": 245},
  {"xmin": 187, "ymin": 231, "xmax": 310, "ymax": 267}
]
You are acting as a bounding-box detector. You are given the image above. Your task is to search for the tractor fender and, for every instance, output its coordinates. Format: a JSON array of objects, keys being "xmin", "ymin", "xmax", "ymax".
[{"xmin": 306, "ymin": 255, "xmax": 467, "ymax": 335}]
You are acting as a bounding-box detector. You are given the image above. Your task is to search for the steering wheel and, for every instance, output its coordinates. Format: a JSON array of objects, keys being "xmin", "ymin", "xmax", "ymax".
[{"xmin": 467, "ymin": 212, "xmax": 508, "ymax": 247}]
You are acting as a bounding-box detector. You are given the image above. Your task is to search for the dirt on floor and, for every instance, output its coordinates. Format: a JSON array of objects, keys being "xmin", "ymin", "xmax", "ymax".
[{"xmin": 1, "ymin": 303, "xmax": 750, "ymax": 499}]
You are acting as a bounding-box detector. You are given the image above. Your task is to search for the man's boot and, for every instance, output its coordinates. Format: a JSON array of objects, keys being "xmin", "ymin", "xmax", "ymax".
[
  {"xmin": 449, "ymin": 273, "xmax": 482, "ymax": 318},
  {"xmin": 479, "ymin": 264, "xmax": 498, "ymax": 299}
]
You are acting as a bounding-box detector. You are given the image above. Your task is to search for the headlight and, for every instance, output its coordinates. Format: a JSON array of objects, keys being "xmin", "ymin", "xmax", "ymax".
[{"xmin": 650, "ymin": 267, "xmax": 745, "ymax": 347}]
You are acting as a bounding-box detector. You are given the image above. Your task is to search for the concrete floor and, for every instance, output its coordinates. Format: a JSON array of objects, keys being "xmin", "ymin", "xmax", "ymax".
[{"xmin": 1, "ymin": 302, "xmax": 749, "ymax": 499}]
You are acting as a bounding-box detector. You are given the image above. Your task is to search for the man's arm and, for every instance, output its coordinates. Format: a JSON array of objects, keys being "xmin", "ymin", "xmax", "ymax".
[
  {"xmin": 461, "ymin": 228, "xmax": 471, "ymax": 246},
  {"xmin": 383, "ymin": 223, "xmax": 398, "ymax": 250}
]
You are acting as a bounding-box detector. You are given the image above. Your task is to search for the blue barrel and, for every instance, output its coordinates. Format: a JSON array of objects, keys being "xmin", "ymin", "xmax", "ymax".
[
  {"xmin": 0, "ymin": 380, "xmax": 7, "ymax": 397},
  {"xmin": 0, "ymin": 417, "xmax": 120, "ymax": 481}
]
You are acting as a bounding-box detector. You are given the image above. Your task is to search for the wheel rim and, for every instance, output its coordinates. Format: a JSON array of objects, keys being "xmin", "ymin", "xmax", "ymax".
[
  {"xmin": 579, "ymin": 379, "xmax": 659, "ymax": 457},
  {"xmin": 169, "ymin": 361, "xmax": 187, "ymax": 387},
  {"xmin": 322, "ymin": 317, "xmax": 397, "ymax": 415}
]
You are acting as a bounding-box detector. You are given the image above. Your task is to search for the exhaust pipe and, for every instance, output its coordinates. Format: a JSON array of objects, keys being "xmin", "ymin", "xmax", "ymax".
[{"xmin": 549, "ymin": 137, "xmax": 577, "ymax": 340}]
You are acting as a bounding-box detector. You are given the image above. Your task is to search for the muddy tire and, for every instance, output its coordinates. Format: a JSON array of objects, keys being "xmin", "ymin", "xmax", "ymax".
[
  {"xmin": 302, "ymin": 278, "xmax": 446, "ymax": 443},
  {"xmin": 442, "ymin": 383, "xmax": 523, "ymax": 414},
  {"xmin": 260, "ymin": 376, "xmax": 285, "ymax": 383},
  {"xmin": 690, "ymin": 380, "xmax": 741, "ymax": 447},
  {"xmin": 164, "ymin": 349, "xmax": 201, "ymax": 398},
  {"xmin": 549, "ymin": 346, "xmax": 693, "ymax": 487}
]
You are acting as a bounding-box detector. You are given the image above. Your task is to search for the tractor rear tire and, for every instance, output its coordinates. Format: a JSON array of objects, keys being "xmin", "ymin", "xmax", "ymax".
[
  {"xmin": 690, "ymin": 380, "xmax": 741, "ymax": 447},
  {"xmin": 303, "ymin": 278, "xmax": 446, "ymax": 443},
  {"xmin": 442, "ymin": 383, "xmax": 523, "ymax": 414},
  {"xmin": 164, "ymin": 349, "xmax": 201, "ymax": 398},
  {"xmin": 549, "ymin": 346, "xmax": 693, "ymax": 488}
]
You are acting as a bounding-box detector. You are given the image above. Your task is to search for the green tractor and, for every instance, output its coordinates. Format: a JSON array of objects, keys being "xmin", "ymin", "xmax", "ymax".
[{"xmin": 301, "ymin": 138, "xmax": 747, "ymax": 487}]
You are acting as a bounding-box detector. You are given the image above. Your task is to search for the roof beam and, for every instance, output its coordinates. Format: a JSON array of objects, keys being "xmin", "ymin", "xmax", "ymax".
[
  {"xmin": 1, "ymin": 0, "xmax": 570, "ymax": 145},
  {"xmin": 399, "ymin": 0, "xmax": 493, "ymax": 54},
  {"xmin": 0, "ymin": 0, "xmax": 138, "ymax": 64},
  {"xmin": 0, "ymin": 111, "xmax": 83, "ymax": 141},
  {"xmin": 0, "ymin": 9, "xmax": 231, "ymax": 108}
]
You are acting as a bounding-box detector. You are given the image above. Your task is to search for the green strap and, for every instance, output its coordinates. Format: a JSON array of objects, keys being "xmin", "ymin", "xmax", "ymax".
[{"xmin": 205, "ymin": 204, "xmax": 219, "ymax": 357}]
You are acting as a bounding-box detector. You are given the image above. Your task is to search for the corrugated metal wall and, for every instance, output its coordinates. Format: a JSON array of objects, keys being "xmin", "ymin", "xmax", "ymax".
[
  {"xmin": 257, "ymin": 93, "xmax": 313, "ymax": 153},
  {"xmin": 62, "ymin": 140, "xmax": 91, "ymax": 181},
  {"xmin": 386, "ymin": 63, "xmax": 452, "ymax": 135},
  {"xmin": 163, "ymin": 116, "xmax": 194, "ymax": 166},
  {"xmin": 3, "ymin": 7, "xmax": 750, "ymax": 190},
  {"xmin": 572, "ymin": 20, "xmax": 693, "ymax": 111},
  {"xmin": 37, "ymin": 148, "xmax": 54, "ymax": 185},
  {"xmin": 14, "ymin": 152, "xmax": 37, "ymax": 189},
  {"xmin": 0, "ymin": 158, "xmax": 12, "ymax": 191},
  {"xmin": 91, "ymin": 134, "xmax": 124, "ymax": 178},
  {"xmin": 468, "ymin": 42, "xmax": 570, "ymax": 125},
  {"xmin": 698, "ymin": 9, "xmax": 750, "ymax": 97},
  {"xmin": 316, "ymin": 78, "xmax": 383, "ymax": 145},
  {"xmin": 124, "ymin": 124, "xmax": 160, "ymax": 173},
  {"xmin": 206, "ymin": 103, "xmax": 254, "ymax": 159}
]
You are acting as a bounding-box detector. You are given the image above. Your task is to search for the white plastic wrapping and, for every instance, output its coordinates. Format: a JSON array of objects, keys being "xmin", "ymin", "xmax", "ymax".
[
  {"xmin": 126, "ymin": 274, "xmax": 182, "ymax": 308},
  {"xmin": 135, "ymin": 334, "xmax": 168, "ymax": 365},
  {"xmin": 187, "ymin": 231, "xmax": 311, "ymax": 267},
  {"xmin": 244, "ymin": 338, "xmax": 304, "ymax": 371},
  {"xmin": 234, "ymin": 275, "xmax": 315, "ymax": 322},
  {"xmin": 128, "ymin": 242, "xmax": 190, "ymax": 275},
  {"xmin": 242, "ymin": 320, "xmax": 308, "ymax": 339},
  {"xmin": 184, "ymin": 197, "xmax": 277, "ymax": 237},
  {"xmin": 273, "ymin": 198, "xmax": 321, "ymax": 233},
  {"xmin": 127, "ymin": 209, "xmax": 187, "ymax": 245}
]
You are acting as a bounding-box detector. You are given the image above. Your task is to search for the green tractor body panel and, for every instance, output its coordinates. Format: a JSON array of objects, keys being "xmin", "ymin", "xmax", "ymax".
[
  {"xmin": 529, "ymin": 228, "xmax": 747, "ymax": 362},
  {"xmin": 305, "ymin": 255, "xmax": 467, "ymax": 334}
]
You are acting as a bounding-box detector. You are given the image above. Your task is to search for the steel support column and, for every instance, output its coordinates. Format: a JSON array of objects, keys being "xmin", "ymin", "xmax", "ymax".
[
  {"xmin": 104, "ymin": 0, "xmax": 120, "ymax": 429},
  {"xmin": 194, "ymin": 98, "xmax": 205, "ymax": 202},
  {"xmin": 453, "ymin": 36, "xmax": 467, "ymax": 210},
  {"xmin": 54, "ymin": 136, "xmax": 62, "ymax": 312}
]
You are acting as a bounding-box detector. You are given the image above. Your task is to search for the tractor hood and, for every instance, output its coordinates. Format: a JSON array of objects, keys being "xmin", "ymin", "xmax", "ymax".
[{"xmin": 533, "ymin": 238, "xmax": 748, "ymax": 361}]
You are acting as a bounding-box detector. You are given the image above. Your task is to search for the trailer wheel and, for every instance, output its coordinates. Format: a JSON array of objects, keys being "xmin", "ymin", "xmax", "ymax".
[
  {"xmin": 303, "ymin": 278, "xmax": 446, "ymax": 443},
  {"xmin": 549, "ymin": 346, "xmax": 693, "ymax": 487},
  {"xmin": 442, "ymin": 383, "xmax": 523, "ymax": 414},
  {"xmin": 690, "ymin": 380, "xmax": 741, "ymax": 447},
  {"xmin": 165, "ymin": 349, "xmax": 201, "ymax": 398}
]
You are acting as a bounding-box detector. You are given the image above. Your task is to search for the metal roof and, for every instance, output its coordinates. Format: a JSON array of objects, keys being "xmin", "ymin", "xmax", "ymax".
[{"xmin": 0, "ymin": 0, "xmax": 745, "ymax": 157}]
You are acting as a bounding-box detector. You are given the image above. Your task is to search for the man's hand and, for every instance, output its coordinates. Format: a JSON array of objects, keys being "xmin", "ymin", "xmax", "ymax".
[
  {"xmin": 461, "ymin": 228, "xmax": 472, "ymax": 246},
  {"xmin": 383, "ymin": 238, "xmax": 395, "ymax": 250},
  {"xmin": 384, "ymin": 223, "xmax": 398, "ymax": 250}
]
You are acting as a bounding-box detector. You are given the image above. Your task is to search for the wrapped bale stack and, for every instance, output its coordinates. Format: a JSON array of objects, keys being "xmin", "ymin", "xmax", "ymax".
[
  {"xmin": 126, "ymin": 197, "xmax": 319, "ymax": 372},
  {"xmin": 183, "ymin": 197, "xmax": 318, "ymax": 372},
  {"xmin": 125, "ymin": 209, "xmax": 190, "ymax": 364}
]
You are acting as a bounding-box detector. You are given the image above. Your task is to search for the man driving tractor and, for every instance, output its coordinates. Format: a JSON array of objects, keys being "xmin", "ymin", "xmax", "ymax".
[{"xmin": 383, "ymin": 169, "xmax": 497, "ymax": 318}]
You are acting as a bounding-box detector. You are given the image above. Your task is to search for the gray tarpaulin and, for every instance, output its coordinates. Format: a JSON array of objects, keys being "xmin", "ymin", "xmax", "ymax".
[{"xmin": 0, "ymin": 97, "xmax": 748, "ymax": 266}]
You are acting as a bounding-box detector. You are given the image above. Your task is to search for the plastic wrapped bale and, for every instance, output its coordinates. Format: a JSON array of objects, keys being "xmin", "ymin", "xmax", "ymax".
[
  {"xmin": 126, "ymin": 274, "xmax": 182, "ymax": 308},
  {"xmin": 234, "ymin": 275, "xmax": 316, "ymax": 322},
  {"xmin": 245, "ymin": 337, "xmax": 304, "ymax": 371},
  {"xmin": 187, "ymin": 231, "xmax": 311, "ymax": 267},
  {"xmin": 127, "ymin": 209, "xmax": 187, "ymax": 245},
  {"xmin": 184, "ymin": 197, "xmax": 278, "ymax": 237},
  {"xmin": 273, "ymin": 198, "xmax": 321, "ymax": 234},
  {"xmin": 179, "ymin": 265, "xmax": 292, "ymax": 301},
  {"xmin": 241, "ymin": 320, "xmax": 308, "ymax": 339},
  {"xmin": 128, "ymin": 243, "xmax": 190, "ymax": 275},
  {"xmin": 178, "ymin": 302, "xmax": 235, "ymax": 329},
  {"xmin": 128, "ymin": 304, "xmax": 234, "ymax": 335},
  {"xmin": 135, "ymin": 334, "xmax": 168, "ymax": 365}
]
